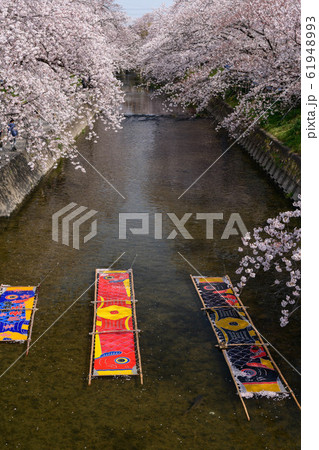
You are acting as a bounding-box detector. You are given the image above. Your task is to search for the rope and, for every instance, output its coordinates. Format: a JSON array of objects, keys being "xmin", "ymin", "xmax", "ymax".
[
  {"xmin": 37, "ymin": 262, "xmax": 60, "ymax": 287},
  {"xmin": 130, "ymin": 254, "xmax": 138, "ymax": 269}
]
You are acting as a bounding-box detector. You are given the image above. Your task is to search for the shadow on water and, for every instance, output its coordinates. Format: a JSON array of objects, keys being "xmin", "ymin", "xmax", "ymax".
[{"xmin": 0, "ymin": 74, "xmax": 300, "ymax": 449}]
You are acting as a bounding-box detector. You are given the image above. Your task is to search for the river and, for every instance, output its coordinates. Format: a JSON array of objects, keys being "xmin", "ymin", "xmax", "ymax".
[{"xmin": 0, "ymin": 75, "xmax": 300, "ymax": 449}]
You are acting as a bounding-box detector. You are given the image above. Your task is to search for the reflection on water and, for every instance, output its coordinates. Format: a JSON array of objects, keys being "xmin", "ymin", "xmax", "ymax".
[{"xmin": 0, "ymin": 74, "xmax": 300, "ymax": 449}]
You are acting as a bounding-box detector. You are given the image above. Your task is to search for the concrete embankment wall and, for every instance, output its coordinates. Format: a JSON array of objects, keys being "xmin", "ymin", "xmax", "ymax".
[
  {"xmin": 0, "ymin": 118, "xmax": 90, "ymax": 217},
  {"xmin": 207, "ymin": 100, "xmax": 301, "ymax": 201}
]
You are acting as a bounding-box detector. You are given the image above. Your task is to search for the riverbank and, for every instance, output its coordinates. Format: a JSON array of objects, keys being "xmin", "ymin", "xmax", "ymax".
[
  {"xmin": 0, "ymin": 116, "xmax": 92, "ymax": 217},
  {"xmin": 135, "ymin": 70, "xmax": 301, "ymax": 201},
  {"xmin": 0, "ymin": 85, "xmax": 301, "ymax": 218},
  {"xmin": 206, "ymin": 99, "xmax": 301, "ymax": 201}
]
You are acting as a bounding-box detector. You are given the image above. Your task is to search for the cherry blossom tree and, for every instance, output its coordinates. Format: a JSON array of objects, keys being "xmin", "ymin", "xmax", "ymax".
[
  {"xmin": 133, "ymin": 0, "xmax": 301, "ymax": 326},
  {"xmin": 0, "ymin": 0, "xmax": 132, "ymax": 168},
  {"xmin": 132, "ymin": 12, "xmax": 155, "ymax": 40},
  {"xmin": 235, "ymin": 198, "xmax": 301, "ymax": 327},
  {"xmin": 136, "ymin": 0, "xmax": 301, "ymax": 136}
]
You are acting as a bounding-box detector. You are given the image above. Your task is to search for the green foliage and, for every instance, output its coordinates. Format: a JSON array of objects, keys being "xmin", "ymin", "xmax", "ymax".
[
  {"xmin": 224, "ymin": 91, "xmax": 239, "ymax": 108},
  {"xmin": 224, "ymin": 89, "xmax": 301, "ymax": 153},
  {"xmin": 262, "ymin": 107, "xmax": 301, "ymax": 154},
  {"xmin": 208, "ymin": 68, "xmax": 219, "ymax": 78}
]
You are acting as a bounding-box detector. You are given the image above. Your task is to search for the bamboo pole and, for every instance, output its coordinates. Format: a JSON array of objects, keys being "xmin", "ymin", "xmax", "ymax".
[
  {"xmin": 190, "ymin": 275, "xmax": 251, "ymax": 421},
  {"xmin": 215, "ymin": 343, "xmax": 267, "ymax": 348},
  {"xmin": 223, "ymin": 349, "xmax": 250, "ymax": 421},
  {"xmin": 90, "ymin": 300, "xmax": 138, "ymax": 304},
  {"xmin": 130, "ymin": 269, "xmax": 143, "ymax": 385},
  {"xmin": 225, "ymin": 275, "xmax": 301, "ymax": 411},
  {"xmin": 261, "ymin": 347, "xmax": 301, "ymax": 410},
  {"xmin": 89, "ymin": 329, "xmax": 141, "ymax": 335},
  {"xmin": 26, "ymin": 288, "xmax": 39, "ymax": 356},
  {"xmin": 201, "ymin": 306, "xmax": 246, "ymax": 310},
  {"xmin": 0, "ymin": 308, "xmax": 38, "ymax": 312},
  {"xmin": 190, "ymin": 276, "xmax": 218, "ymax": 336},
  {"xmin": 88, "ymin": 270, "xmax": 98, "ymax": 386}
]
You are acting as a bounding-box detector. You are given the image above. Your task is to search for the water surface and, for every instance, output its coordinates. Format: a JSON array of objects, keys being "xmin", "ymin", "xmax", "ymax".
[{"xmin": 0, "ymin": 76, "xmax": 300, "ymax": 449}]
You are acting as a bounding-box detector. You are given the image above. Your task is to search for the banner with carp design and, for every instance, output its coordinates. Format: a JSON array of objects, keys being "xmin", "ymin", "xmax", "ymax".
[
  {"xmin": 193, "ymin": 276, "xmax": 286, "ymax": 398},
  {"xmin": 0, "ymin": 286, "xmax": 37, "ymax": 342},
  {"xmin": 93, "ymin": 270, "xmax": 138, "ymax": 376}
]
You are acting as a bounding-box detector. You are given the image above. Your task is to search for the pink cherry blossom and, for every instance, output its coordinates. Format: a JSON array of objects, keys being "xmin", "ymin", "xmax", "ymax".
[
  {"xmin": 1, "ymin": 0, "xmax": 134, "ymax": 167},
  {"xmin": 235, "ymin": 198, "xmax": 301, "ymax": 326},
  {"xmin": 135, "ymin": 0, "xmax": 300, "ymax": 136}
]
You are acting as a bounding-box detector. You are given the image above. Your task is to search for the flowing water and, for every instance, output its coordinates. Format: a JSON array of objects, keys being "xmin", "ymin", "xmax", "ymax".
[{"xmin": 0, "ymin": 75, "xmax": 300, "ymax": 449}]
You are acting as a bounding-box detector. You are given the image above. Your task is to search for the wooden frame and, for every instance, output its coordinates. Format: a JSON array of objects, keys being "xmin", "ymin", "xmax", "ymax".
[
  {"xmin": 88, "ymin": 270, "xmax": 98, "ymax": 386},
  {"xmin": 0, "ymin": 285, "xmax": 39, "ymax": 353},
  {"xmin": 129, "ymin": 269, "xmax": 143, "ymax": 385},
  {"xmin": 191, "ymin": 274, "xmax": 301, "ymax": 421},
  {"xmin": 88, "ymin": 269, "xmax": 143, "ymax": 385},
  {"xmin": 26, "ymin": 286, "xmax": 39, "ymax": 355},
  {"xmin": 225, "ymin": 275, "xmax": 301, "ymax": 411}
]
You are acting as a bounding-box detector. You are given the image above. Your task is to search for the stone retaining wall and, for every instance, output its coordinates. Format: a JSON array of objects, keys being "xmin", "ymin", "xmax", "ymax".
[
  {"xmin": 207, "ymin": 100, "xmax": 301, "ymax": 200},
  {"xmin": 0, "ymin": 117, "xmax": 91, "ymax": 217}
]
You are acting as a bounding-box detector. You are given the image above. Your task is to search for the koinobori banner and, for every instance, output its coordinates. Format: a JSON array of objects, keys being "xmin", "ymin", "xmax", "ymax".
[
  {"xmin": 92, "ymin": 270, "xmax": 138, "ymax": 377},
  {"xmin": 192, "ymin": 276, "xmax": 286, "ymax": 398},
  {"xmin": 0, "ymin": 286, "xmax": 37, "ymax": 342}
]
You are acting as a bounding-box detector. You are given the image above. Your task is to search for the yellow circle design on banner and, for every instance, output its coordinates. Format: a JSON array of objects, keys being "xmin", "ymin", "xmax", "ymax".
[
  {"xmin": 5, "ymin": 295, "xmax": 18, "ymax": 300},
  {"xmin": 216, "ymin": 317, "xmax": 248, "ymax": 331},
  {"xmin": 97, "ymin": 304, "xmax": 131, "ymax": 321}
]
